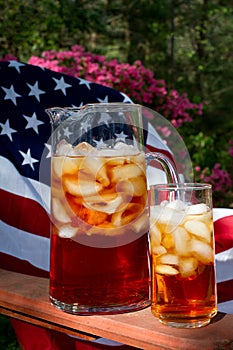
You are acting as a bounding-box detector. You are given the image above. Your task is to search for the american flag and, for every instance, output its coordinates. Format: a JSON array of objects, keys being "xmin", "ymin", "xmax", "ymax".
[
  {"xmin": 0, "ymin": 60, "xmax": 171, "ymax": 278},
  {"xmin": 0, "ymin": 60, "xmax": 232, "ymax": 349},
  {"xmin": 0, "ymin": 60, "xmax": 139, "ymax": 349}
]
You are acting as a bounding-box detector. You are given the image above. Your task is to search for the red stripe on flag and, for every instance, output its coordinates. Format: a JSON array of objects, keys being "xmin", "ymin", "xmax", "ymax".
[
  {"xmin": 146, "ymin": 144, "xmax": 181, "ymax": 174},
  {"xmin": 217, "ymin": 279, "xmax": 233, "ymax": 303},
  {"xmin": 146, "ymin": 144, "xmax": 175, "ymax": 162},
  {"xmin": 0, "ymin": 189, "xmax": 50, "ymax": 238},
  {"xmin": 214, "ymin": 216, "xmax": 233, "ymax": 254},
  {"xmin": 0, "ymin": 252, "xmax": 49, "ymax": 277}
]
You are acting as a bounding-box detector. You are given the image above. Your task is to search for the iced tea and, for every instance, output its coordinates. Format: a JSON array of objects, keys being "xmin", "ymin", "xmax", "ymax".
[
  {"xmin": 150, "ymin": 184, "xmax": 217, "ymax": 328},
  {"xmin": 50, "ymin": 141, "xmax": 150, "ymax": 314}
]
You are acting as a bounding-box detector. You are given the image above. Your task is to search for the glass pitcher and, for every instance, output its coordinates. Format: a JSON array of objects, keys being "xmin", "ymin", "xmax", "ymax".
[{"xmin": 46, "ymin": 103, "xmax": 179, "ymax": 314}]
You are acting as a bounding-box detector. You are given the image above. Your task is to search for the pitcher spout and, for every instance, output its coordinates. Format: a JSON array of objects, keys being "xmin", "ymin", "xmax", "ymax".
[{"xmin": 45, "ymin": 107, "xmax": 75, "ymax": 125}]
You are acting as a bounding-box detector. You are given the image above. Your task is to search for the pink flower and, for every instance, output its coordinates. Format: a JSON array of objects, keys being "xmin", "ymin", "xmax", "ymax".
[
  {"xmin": 0, "ymin": 54, "xmax": 18, "ymax": 61},
  {"xmin": 157, "ymin": 126, "xmax": 171, "ymax": 138},
  {"xmin": 197, "ymin": 164, "xmax": 232, "ymax": 194},
  {"xmin": 25, "ymin": 45, "xmax": 204, "ymax": 128}
]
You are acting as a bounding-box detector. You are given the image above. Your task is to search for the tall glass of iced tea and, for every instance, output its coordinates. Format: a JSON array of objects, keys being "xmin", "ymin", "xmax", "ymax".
[
  {"xmin": 46, "ymin": 103, "xmax": 179, "ymax": 314},
  {"xmin": 150, "ymin": 183, "xmax": 217, "ymax": 328}
]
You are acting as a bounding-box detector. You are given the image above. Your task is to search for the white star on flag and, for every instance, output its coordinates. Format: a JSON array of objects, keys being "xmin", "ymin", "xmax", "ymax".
[
  {"xmin": 63, "ymin": 127, "xmax": 72, "ymax": 138},
  {"xmin": 19, "ymin": 148, "xmax": 39, "ymax": 170},
  {"xmin": 98, "ymin": 112, "xmax": 111, "ymax": 126},
  {"xmin": 8, "ymin": 61, "xmax": 25, "ymax": 73},
  {"xmin": 97, "ymin": 95, "xmax": 109, "ymax": 103},
  {"xmin": 78, "ymin": 78, "xmax": 92, "ymax": 90},
  {"xmin": 93, "ymin": 138, "xmax": 107, "ymax": 148},
  {"xmin": 114, "ymin": 131, "xmax": 128, "ymax": 142},
  {"xmin": 52, "ymin": 77, "xmax": 72, "ymax": 95},
  {"xmin": 23, "ymin": 112, "xmax": 44, "ymax": 134},
  {"xmin": 120, "ymin": 92, "xmax": 133, "ymax": 103},
  {"xmin": 1, "ymin": 85, "xmax": 21, "ymax": 105},
  {"xmin": 27, "ymin": 81, "xmax": 45, "ymax": 101},
  {"xmin": 0, "ymin": 119, "xmax": 17, "ymax": 141}
]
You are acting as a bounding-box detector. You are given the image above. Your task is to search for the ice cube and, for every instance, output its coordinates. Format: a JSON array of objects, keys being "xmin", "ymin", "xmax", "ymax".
[
  {"xmin": 53, "ymin": 156, "xmax": 81, "ymax": 178},
  {"xmin": 184, "ymin": 220, "xmax": 211, "ymax": 243},
  {"xmin": 179, "ymin": 257, "xmax": 198, "ymax": 278},
  {"xmin": 63, "ymin": 158, "xmax": 82, "ymax": 175},
  {"xmin": 155, "ymin": 264, "xmax": 179, "ymax": 276},
  {"xmin": 128, "ymin": 176, "xmax": 146, "ymax": 196},
  {"xmin": 96, "ymin": 149, "xmax": 121, "ymax": 157},
  {"xmin": 150, "ymin": 205, "xmax": 163, "ymax": 224},
  {"xmin": 166, "ymin": 199, "xmax": 187, "ymax": 211},
  {"xmin": 73, "ymin": 142, "xmax": 97, "ymax": 155},
  {"xmin": 64, "ymin": 177, "xmax": 103, "ymax": 197},
  {"xmin": 186, "ymin": 203, "xmax": 208, "ymax": 215},
  {"xmin": 117, "ymin": 176, "xmax": 146, "ymax": 197},
  {"xmin": 83, "ymin": 193, "xmax": 125, "ymax": 214},
  {"xmin": 111, "ymin": 203, "xmax": 143, "ymax": 227},
  {"xmin": 95, "ymin": 143, "xmax": 138, "ymax": 157},
  {"xmin": 190, "ymin": 238, "xmax": 214, "ymax": 264},
  {"xmin": 52, "ymin": 198, "xmax": 70, "ymax": 223},
  {"xmin": 110, "ymin": 163, "xmax": 144, "ymax": 182},
  {"xmin": 156, "ymin": 206, "xmax": 185, "ymax": 233},
  {"xmin": 113, "ymin": 142, "xmax": 138, "ymax": 155},
  {"xmin": 183, "ymin": 210, "xmax": 212, "ymax": 224},
  {"xmin": 150, "ymin": 223, "xmax": 161, "ymax": 246},
  {"xmin": 82, "ymin": 157, "xmax": 110, "ymax": 186},
  {"xmin": 105, "ymin": 157, "xmax": 125, "ymax": 166},
  {"xmin": 56, "ymin": 140, "xmax": 75, "ymax": 156},
  {"xmin": 173, "ymin": 227, "xmax": 191, "ymax": 256},
  {"xmin": 162, "ymin": 233, "xmax": 174, "ymax": 249},
  {"xmin": 158, "ymin": 254, "xmax": 179, "ymax": 266},
  {"xmin": 58, "ymin": 224, "xmax": 77, "ymax": 238},
  {"xmin": 152, "ymin": 245, "xmax": 167, "ymax": 256}
]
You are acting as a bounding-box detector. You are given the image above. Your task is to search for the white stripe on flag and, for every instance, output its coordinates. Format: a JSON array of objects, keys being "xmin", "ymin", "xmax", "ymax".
[
  {"xmin": 147, "ymin": 122, "xmax": 173, "ymax": 153},
  {"xmin": 0, "ymin": 156, "xmax": 50, "ymax": 213},
  {"xmin": 146, "ymin": 165, "xmax": 167, "ymax": 187},
  {"xmin": 213, "ymin": 208, "xmax": 233, "ymax": 221},
  {"xmin": 215, "ymin": 247, "xmax": 233, "ymax": 283},
  {"xmin": 0, "ymin": 220, "xmax": 50, "ymax": 271},
  {"xmin": 218, "ymin": 300, "xmax": 233, "ymax": 314}
]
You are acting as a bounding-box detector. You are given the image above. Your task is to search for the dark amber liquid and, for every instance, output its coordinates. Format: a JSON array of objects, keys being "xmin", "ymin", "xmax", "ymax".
[
  {"xmin": 50, "ymin": 230, "xmax": 150, "ymax": 312},
  {"xmin": 151, "ymin": 263, "xmax": 217, "ymax": 319}
]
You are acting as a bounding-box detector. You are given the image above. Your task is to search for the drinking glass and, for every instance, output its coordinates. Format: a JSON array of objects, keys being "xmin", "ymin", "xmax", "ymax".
[{"xmin": 150, "ymin": 183, "xmax": 217, "ymax": 328}]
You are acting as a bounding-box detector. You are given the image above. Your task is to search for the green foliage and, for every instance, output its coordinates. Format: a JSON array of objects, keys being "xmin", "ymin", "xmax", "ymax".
[
  {"xmin": 182, "ymin": 130, "xmax": 232, "ymax": 176},
  {"xmin": 187, "ymin": 132, "xmax": 216, "ymax": 169},
  {"xmin": 0, "ymin": 315, "xmax": 20, "ymax": 350},
  {"xmin": 0, "ymin": 0, "xmax": 106, "ymax": 61}
]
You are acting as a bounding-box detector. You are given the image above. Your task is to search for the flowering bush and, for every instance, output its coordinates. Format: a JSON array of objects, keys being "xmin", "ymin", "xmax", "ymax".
[
  {"xmin": 1, "ymin": 46, "xmax": 232, "ymax": 206},
  {"xmin": 28, "ymin": 45, "xmax": 203, "ymax": 128},
  {"xmin": 0, "ymin": 54, "xmax": 18, "ymax": 61},
  {"xmin": 195, "ymin": 163, "xmax": 232, "ymax": 207},
  {"xmin": 191, "ymin": 132, "xmax": 233, "ymax": 207}
]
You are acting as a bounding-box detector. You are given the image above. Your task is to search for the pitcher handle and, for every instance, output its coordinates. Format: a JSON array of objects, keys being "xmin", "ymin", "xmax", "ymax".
[{"xmin": 145, "ymin": 152, "xmax": 179, "ymax": 184}]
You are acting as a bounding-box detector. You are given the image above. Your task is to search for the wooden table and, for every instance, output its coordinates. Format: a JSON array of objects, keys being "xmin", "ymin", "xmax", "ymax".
[{"xmin": 0, "ymin": 268, "xmax": 232, "ymax": 349}]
